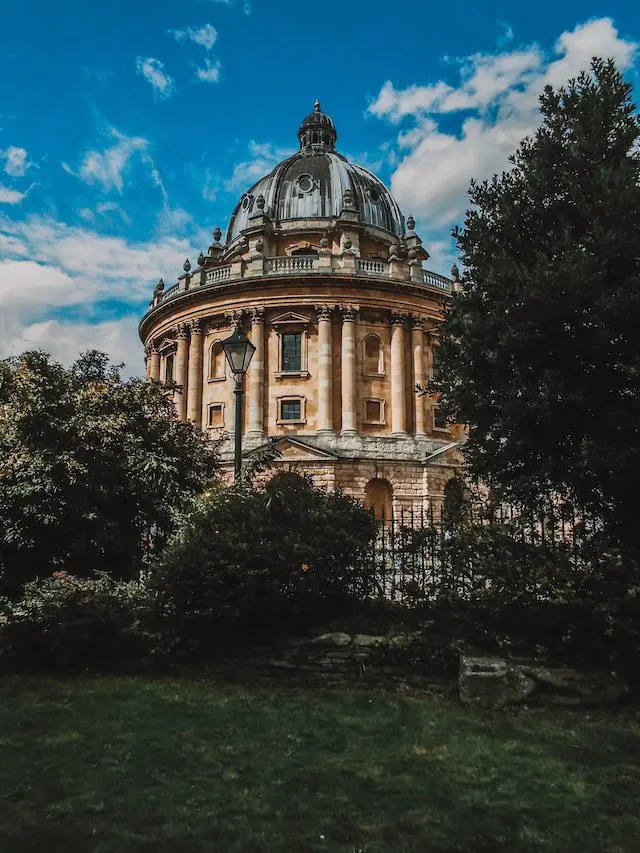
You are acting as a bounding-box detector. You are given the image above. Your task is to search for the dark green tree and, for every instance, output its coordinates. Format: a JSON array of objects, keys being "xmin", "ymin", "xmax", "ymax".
[
  {"xmin": 430, "ymin": 58, "xmax": 640, "ymax": 546},
  {"xmin": 0, "ymin": 350, "xmax": 218, "ymax": 595}
]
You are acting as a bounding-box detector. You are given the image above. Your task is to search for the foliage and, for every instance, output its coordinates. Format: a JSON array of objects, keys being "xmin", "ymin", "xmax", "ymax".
[
  {"xmin": 0, "ymin": 349, "xmax": 218, "ymax": 596},
  {"xmin": 151, "ymin": 473, "xmax": 377, "ymax": 653},
  {"xmin": 429, "ymin": 59, "xmax": 640, "ymax": 546},
  {"xmin": 393, "ymin": 504, "xmax": 640, "ymax": 679},
  {"xmin": 0, "ymin": 572, "xmax": 156, "ymax": 673},
  {"xmin": 2, "ymin": 678, "xmax": 639, "ymax": 852}
]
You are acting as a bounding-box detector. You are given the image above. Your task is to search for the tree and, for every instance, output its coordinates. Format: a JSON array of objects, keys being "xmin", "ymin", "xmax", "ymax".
[
  {"xmin": 430, "ymin": 58, "xmax": 640, "ymax": 546},
  {"xmin": 0, "ymin": 350, "xmax": 218, "ymax": 595}
]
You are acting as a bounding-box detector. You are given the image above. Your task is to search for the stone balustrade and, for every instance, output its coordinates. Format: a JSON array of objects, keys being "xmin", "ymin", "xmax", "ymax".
[{"xmin": 149, "ymin": 254, "xmax": 453, "ymax": 309}]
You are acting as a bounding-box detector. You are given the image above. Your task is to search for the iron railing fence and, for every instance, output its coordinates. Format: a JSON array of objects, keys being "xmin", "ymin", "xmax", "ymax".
[{"xmin": 354, "ymin": 501, "xmax": 605, "ymax": 604}]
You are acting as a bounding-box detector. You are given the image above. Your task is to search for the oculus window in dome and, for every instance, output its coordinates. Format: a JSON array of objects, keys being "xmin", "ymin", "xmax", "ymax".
[{"xmin": 226, "ymin": 101, "xmax": 405, "ymax": 243}]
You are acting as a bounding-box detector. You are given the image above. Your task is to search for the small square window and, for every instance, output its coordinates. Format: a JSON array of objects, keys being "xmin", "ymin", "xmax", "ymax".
[
  {"xmin": 366, "ymin": 400, "xmax": 382, "ymax": 422},
  {"xmin": 363, "ymin": 399, "xmax": 385, "ymax": 424},
  {"xmin": 281, "ymin": 400, "xmax": 301, "ymax": 420},
  {"xmin": 434, "ymin": 407, "xmax": 448, "ymax": 430},
  {"xmin": 208, "ymin": 403, "xmax": 224, "ymax": 428}
]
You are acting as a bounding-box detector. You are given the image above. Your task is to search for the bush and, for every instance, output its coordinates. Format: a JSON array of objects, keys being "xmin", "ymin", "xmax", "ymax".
[
  {"xmin": 0, "ymin": 572, "xmax": 156, "ymax": 673},
  {"xmin": 151, "ymin": 474, "xmax": 376, "ymax": 655}
]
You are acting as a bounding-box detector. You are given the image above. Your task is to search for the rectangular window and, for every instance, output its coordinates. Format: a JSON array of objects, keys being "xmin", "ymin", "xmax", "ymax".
[
  {"xmin": 208, "ymin": 403, "xmax": 224, "ymax": 428},
  {"xmin": 280, "ymin": 400, "xmax": 301, "ymax": 421},
  {"xmin": 434, "ymin": 407, "xmax": 448, "ymax": 429},
  {"xmin": 365, "ymin": 400, "xmax": 383, "ymax": 423},
  {"xmin": 281, "ymin": 333, "xmax": 302, "ymax": 372}
]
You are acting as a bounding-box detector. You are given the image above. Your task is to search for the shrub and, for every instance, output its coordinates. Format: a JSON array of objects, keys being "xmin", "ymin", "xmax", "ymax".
[
  {"xmin": 151, "ymin": 474, "xmax": 376, "ymax": 655},
  {"xmin": 0, "ymin": 572, "xmax": 156, "ymax": 673}
]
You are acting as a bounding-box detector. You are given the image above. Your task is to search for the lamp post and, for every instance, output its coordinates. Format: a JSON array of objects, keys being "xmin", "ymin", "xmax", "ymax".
[{"xmin": 221, "ymin": 326, "xmax": 256, "ymax": 481}]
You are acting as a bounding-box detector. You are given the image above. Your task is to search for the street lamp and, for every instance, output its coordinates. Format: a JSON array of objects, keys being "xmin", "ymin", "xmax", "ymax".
[{"xmin": 221, "ymin": 327, "xmax": 256, "ymax": 480}]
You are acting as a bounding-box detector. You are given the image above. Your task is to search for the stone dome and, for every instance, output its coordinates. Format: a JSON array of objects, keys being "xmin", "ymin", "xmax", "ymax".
[{"xmin": 226, "ymin": 101, "xmax": 405, "ymax": 243}]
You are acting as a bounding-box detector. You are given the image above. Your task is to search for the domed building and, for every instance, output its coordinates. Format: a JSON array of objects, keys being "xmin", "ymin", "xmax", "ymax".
[{"xmin": 139, "ymin": 101, "xmax": 463, "ymax": 514}]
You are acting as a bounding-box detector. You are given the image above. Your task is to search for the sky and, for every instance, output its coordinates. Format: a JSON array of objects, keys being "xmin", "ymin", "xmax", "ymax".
[{"xmin": 0, "ymin": 0, "xmax": 638, "ymax": 376}]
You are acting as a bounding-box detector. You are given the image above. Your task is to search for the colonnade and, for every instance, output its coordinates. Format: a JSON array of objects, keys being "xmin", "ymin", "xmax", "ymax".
[{"xmin": 146, "ymin": 306, "xmax": 430, "ymax": 435}]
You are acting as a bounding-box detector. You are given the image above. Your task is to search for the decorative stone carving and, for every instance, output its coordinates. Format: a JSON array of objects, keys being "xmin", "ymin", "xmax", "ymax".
[
  {"xmin": 250, "ymin": 306, "xmax": 265, "ymax": 324},
  {"xmin": 340, "ymin": 304, "xmax": 357, "ymax": 322},
  {"xmin": 256, "ymin": 194, "xmax": 265, "ymax": 211},
  {"xmin": 406, "ymin": 214, "xmax": 415, "ymax": 232},
  {"xmin": 315, "ymin": 304, "xmax": 333, "ymax": 321},
  {"xmin": 226, "ymin": 310, "xmax": 244, "ymax": 331},
  {"xmin": 190, "ymin": 318, "xmax": 204, "ymax": 336},
  {"xmin": 255, "ymin": 237, "xmax": 264, "ymax": 254},
  {"xmin": 391, "ymin": 311, "xmax": 408, "ymax": 327},
  {"xmin": 176, "ymin": 322, "xmax": 190, "ymax": 339}
]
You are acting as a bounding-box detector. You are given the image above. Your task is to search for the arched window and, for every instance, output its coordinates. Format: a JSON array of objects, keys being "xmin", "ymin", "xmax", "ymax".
[
  {"xmin": 208, "ymin": 340, "xmax": 226, "ymax": 381},
  {"xmin": 364, "ymin": 478, "xmax": 393, "ymax": 521},
  {"xmin": 363, "ymin": 334, "xmax": 384, "ymax": 375},
  {"xmin": 164, "ymin": 353, "xmax": 175, "ymax": 384}
]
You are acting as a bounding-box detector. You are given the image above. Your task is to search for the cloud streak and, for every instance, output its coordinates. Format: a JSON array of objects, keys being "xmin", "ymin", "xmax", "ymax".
[{"xmin": 135, "ymin": 56, "xmax": 175, "ymax": 99}]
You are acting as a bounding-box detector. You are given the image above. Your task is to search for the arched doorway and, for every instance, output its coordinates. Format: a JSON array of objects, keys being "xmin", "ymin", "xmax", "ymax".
[{"xmin": 364, "ymin": 478, "xmax": 393, "ymax": 521}]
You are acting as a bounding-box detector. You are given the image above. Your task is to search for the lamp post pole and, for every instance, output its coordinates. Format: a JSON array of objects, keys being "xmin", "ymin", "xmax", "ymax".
[
  {"xmin": 233, "ymin": 377, "xmax": 244, "ymax": 481},
  {"xmin": 221, "ymin": 325, "xmax": 256, "ymax": 483}
]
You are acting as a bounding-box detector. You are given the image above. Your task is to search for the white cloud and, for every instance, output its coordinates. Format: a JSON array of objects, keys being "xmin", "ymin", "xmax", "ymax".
[
  {"xmin": 0, "ymin": 214, "xmax": 201, "ymax": 374},
  {"xmin": 135, "ymin": 56, "xmax": 175, "ymax": 99},
  {"xmin": 195, "ymin": 58, "xmax": 222, "ymax": 83},
  {"xmin": 3, "ymin": 146, "xmax": 29, "ymax": 177},
  {"xmin": 224, "ymin": 141, "xmax": 295, "ymax": 193},
  {"xmin": 170, "ymin": 23, "xmax": 218, "ymax": 50},
  {"xmin": 11, "ymin": 317, "xmax": 145, "ymax": 378},
  {"xmin": 368, "ymin": 18, "xmax": 638, "ymax": 230},
  {"xmin": 63, "ymin": 125, "xmax": 164, "ymax": 197},
  {"xmin": 0, "ymin": 185, "xmax": 28, "ymax": 204}
]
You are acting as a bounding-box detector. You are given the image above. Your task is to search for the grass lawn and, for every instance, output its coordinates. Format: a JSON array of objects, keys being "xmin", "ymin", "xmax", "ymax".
[{"xmin": 0, "ymin": 677, "xmax": 638, "ymax": 852}]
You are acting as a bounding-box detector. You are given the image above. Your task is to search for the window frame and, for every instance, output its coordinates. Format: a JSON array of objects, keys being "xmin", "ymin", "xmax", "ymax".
[
  {"xmin": 272, "ymin": 313, "xmax": 311, "ymax": 379},
  {"xmin": 207, "ymin": 339, "xmax": 226, "ymax": 382},
  {"xmin": 276, "ymin": 395, "xmax": 307, "ymax": 425},
  {"xmin": 362, "ymin": 397, "xmax": 386, "ymax": 425},
  {"xmin": 207, "ymin": 402, "xmax": 225, "ymax": 430},
  {"xmin": 362, "ymin": 333, "xmax": 385, "ymax": 377}
]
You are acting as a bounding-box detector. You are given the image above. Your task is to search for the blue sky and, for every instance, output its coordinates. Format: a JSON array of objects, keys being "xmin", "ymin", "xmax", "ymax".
[{"xmin": 1, "ymin": 0, "xmax": 638, "ymax": 374}]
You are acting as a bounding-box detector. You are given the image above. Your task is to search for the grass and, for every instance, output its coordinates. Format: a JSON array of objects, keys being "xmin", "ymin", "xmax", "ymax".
[{"xmin": 0, "ymin": 677, "xmax": 639, "ymax": 852}]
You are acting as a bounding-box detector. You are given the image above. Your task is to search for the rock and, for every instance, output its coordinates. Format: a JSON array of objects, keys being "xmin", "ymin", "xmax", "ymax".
[
  {"xmin": 459, "ymin": 656, "xmax": 536, "ymax": 709},
  {"xmin": 521, "ymin": 665, "xmax": 628, "ymax": 707},
  {"xmin": 309, "ymin": 632, "xmax": 352, "ymax": 648},
  {"xmin": 459, "ymin": 655, "xmax": 629, "ymax": 709},
  {"xmin": 353, "ymin": 634, "xmax": 385, "ymax": 647}
]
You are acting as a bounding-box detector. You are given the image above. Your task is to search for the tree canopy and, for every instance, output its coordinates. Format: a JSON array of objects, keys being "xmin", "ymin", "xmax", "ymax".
[
  {"xmin": 431, "ymin": 58, "xmax": 640, "ymax": 545},
  {"xmin": 0, "ymin": 350, "xmax": 217, "ymax": 595}
]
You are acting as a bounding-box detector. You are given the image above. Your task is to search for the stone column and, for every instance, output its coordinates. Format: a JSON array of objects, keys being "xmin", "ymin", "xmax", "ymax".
[
  {"xmin": 315, "ymin": 304, "xmax": 333, "ymax": 434},
  {"xmin": 411, "ymin": 316, "xmax": 426, "ymax": 436},
  {"xmin": 247, "ymin": 307, "xmax": 265, "ymax": 436},
  {"xmin": 186, "ymin": 319, "xmax": 204, "ymax": 426},
  {"xmin": 175, "ymin": 323, "xmax": 189, "ymax": 422},
  {"xmin": 149, "ymin": 343, "xmax": 160, "ymax": 382},
  {"xmin": 390, "ymin": 313, "xmax": 408, "ymax": 436},
  {"xmin": 340, "ymin": 305, "xmax": 357, "ymax": 435}
]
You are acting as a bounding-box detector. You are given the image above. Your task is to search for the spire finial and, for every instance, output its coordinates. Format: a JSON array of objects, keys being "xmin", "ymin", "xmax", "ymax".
[{"xmin": 314, "ymin": 98, "xmax": 321, "ymax": 112}]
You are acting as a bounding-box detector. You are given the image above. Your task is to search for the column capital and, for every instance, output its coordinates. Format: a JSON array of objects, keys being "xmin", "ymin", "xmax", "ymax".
[
  {"xmin": 391, "ymin": 311, "xmax": 409, "ymax": 327},
  {"xmin": 250, "ymin": 306, "xmax": 265, "ymax": 324},
  {"xmin": 315, "ymin": 304, "xmax": 334, "ymax": 322},
  {"xmin": 190, "ymin": 318, "xmax": 204, "ymax": 336},
  {"xmin": 226, "ymin": 309, "xmax": 244, "ymax": 331},
  {"xmin": 176, "ymin": 322, "xmax": 190, "ymax": 340},
  {"xmin": 410, "ymin": 314, "xmax": 425, "ymax": 331},
  {"xmin": 340, "ymin": 304, "xmax": 358, "ymax": 322}
]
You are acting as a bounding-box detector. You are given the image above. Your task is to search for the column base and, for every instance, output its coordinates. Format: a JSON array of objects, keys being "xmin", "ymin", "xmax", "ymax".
[
  {"xmin": 340, "ymin": 429, "xmax": 358, "ymax": 437},
  {"xmin": 316, "ymin": 429, "xmax": 336, "ymax": 438},
  {"xmin": 391, "ymin": 431, "xmax": 409, "ymax": 438}
]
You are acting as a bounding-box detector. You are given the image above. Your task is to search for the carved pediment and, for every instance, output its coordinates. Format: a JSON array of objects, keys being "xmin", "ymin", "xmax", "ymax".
[
  {"xmin": 157, "ymin": 338, "xmax": 177, "ymax": 352},
  {"xmin": 246, "ymin": 436, "xmax": 338, "ymax": 463},
  {"xmin": 270, "ymin": 311, "xmax": 311, "ymax": 328}
]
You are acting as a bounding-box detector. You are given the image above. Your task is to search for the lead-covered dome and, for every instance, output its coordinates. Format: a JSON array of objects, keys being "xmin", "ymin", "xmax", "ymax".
[{"xmin": 226, "ymin": 101, "xmax": 405, "ymax": 242}]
